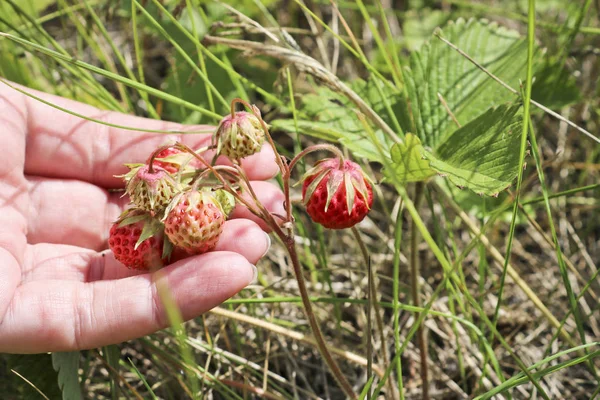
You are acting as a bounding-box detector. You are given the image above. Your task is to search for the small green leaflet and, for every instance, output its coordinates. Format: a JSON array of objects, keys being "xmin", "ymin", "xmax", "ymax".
[
  {"xmin": 386, "ymin": 134, "xmax": 436, "ymax": 183},
  {"xmin": 51, "ymin": 352, "xmax": 82, "ymax": 400}
]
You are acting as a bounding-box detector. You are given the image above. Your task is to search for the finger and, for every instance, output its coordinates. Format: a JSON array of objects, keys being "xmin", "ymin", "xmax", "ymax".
[
  {"xmin": 0, "ymin": 86, "xmax": 28, "ymax": 323},
  {"xmin": 27, "ymin": 177, "xmax": 284, "ymax": 249},
  {"xmin": 1, "ymin": 83, "xmax": 278, "ymax": 187},
  {"xmin": 0, "ymin": 252, "xmax": 254, "ymax": 353},
  {"xmin": 26, "ymin": 176, "xmax": 127, "ymax": 251},
  {"xmin": 22, "ymin": 219, "xmax": 269, "ymax": 283}
]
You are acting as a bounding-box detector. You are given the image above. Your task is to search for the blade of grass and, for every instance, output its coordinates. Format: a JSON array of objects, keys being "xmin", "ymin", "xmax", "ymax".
[
  {"xmin": 392, "ymin": 203, "xmax": 406, "ymax": 400},
  {"xmin": 127, "ymin": 358, "xmax": 159, "ymax": 400},
  {"xmin": 528, "ymin": 114, "xmax": 598, "ymax": 378},
  {"xmin": 81, "ymin": 0, "xmax": 160, "ymax": 118},
  {"xmin": 475, "ymin": 345, "xmax": 600, "ymax": 400},
  {"xmin": 1, "ymin": 0, "xmax": 123, "ymax": 111},
  {"xmin": 185, "ymin": 0, "xmax": 215, "ymax": 115},
  {"xmin": 138, "ymin": 0, "xmax": 228, "ymax": 118},
  {"xmin": 0, "ymin": 32, "xmax": 222, "ymax": 119},
  {"xmin": 490, "ymin": 0, "xmax": 536, "ymax": 350},
  {"xmin": 154, "ymin": 0, "xmax": 287, "ymax": 113},
  {"xmin": 359, "ymin": 114, "xmax": 550, "ymax": 398},
  {"xmin": 55, "ymin": 0, "xmax": 133, "ymax": 111},
  {"xmin": 355, "ymin": 0, "xmax": 403, "ymax": 88},
  {"xmin": 0, "ymin": 78, "xmax": 212, "ymax": 134}
]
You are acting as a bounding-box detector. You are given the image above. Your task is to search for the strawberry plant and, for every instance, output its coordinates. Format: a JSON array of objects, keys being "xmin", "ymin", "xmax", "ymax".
[{"xmin": 2, "ymin": 1, "xmax": 600, "ymax": 400}]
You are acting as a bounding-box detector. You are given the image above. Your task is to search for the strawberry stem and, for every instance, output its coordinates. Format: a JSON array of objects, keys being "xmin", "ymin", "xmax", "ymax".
[
  {"xmin": 147, "ymin": 143, "xmax": 175, "ymax": 174},
  {"xmin": 278, "ymin": 232, "xmax": 357, "ymax": 399},
  {"xmin": 288, "ymin": 144, "xmax": 346, "ymax": 173}
]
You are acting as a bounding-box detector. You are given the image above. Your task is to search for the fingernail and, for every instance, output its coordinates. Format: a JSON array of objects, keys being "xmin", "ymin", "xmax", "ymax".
[
  {"xmin": 250, "ymin": 264, "xmax": 258, "ymax": 284},
  {"xmin": 260, "ymin": 232, "xmax": 271, "ymax": 259}
]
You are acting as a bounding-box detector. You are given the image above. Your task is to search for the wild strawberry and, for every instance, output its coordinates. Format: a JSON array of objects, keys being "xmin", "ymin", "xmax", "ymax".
[
  {"xmin": 163, "ymin": 190, "xmax": 225, "ymax": 254},
  {"xmin": 108, "ymin": 210, "xmax": 169, "ymax": 270},
  {"xmin": 214, "ymin": 110, "xmax": 265, "ymax": 160},
  {"xmin": 123, "ymin": 164, "xmax": 179, "ymax": 216},
  {"xmin": 301, "ymin": 158, "xmax": 374, "ymax": 229},
  {"xmin": 153, "ymin": 147, "xmax": 187, "ymax": 174}
]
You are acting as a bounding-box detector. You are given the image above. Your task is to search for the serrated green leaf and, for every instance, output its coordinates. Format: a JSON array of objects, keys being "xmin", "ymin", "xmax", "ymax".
[
  {"xmin": 424, "ymin": 103, "xmax": 523, "ymax": 195},
  {"xmin": 405, "ymin": 18, "xmax": 530, "ymax": 148},
  {"xmin": 51, "ymin": 352, "xmax": 82, "ymax": 400},
  {"xmin": 386, "ymin": 133, "xmax": 436, "ymax": 183}
]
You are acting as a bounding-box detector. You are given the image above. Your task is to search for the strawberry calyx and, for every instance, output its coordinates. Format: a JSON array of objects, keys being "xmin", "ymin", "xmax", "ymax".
[{"xmin": 123, "ymin": 164, "xmax": 180, "ymax": 217}]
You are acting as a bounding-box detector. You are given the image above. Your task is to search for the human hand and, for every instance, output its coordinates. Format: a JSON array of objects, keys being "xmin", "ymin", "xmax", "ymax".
[{"xmin": 0, "ymin": 81, "xmax": 284, "ymax": 353}]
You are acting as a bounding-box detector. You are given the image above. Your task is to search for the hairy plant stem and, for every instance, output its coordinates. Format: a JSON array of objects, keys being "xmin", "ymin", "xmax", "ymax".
[
  {"xmin": 411, "ymin": 182, "xmax": 429, "ymax": 400},
  {"xmin": 281, "ymin": 235, "xmax": 358, "ymax": 399},
  {"xmin": 186, "ymin": 98, "xmax": 356, "ymax": 397}
]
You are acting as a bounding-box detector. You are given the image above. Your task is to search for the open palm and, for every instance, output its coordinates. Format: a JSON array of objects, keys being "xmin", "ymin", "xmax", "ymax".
[{"xmin": 0, "ymin": 82, "xmax": 283, "ymax": 353}]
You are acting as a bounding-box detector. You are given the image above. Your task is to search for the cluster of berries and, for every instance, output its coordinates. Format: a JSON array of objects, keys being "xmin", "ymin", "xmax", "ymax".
[{"xmin": 108, "ymin": 101, "xmax": 374, "ymax": 270}]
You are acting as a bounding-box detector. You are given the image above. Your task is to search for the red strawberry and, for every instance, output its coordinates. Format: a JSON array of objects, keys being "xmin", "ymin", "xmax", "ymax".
[
  {"xmin": 123, "ymin": 164, "xmax": 179, "ymax": 216},
  {"xmin": 301, "ymin": 158, "xmax": 374, "ymax": 229},
  {"xmin": 108, "ymin": 211, "xmax": 168, "ymax": 270},
  {"xmin": 163, "ymin": 190, "xmax": 225, "ymax": 254},
  {"xmin": 214, "ymin": 110, "xmax": 265, "ymax": 160}
]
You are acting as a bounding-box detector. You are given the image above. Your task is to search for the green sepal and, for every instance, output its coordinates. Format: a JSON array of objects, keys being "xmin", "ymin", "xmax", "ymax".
[
  {"xmin": 135, "ymin": 218, "xmax": 163, "ymax": 250},
  {"xmin": 231, "ymin": 122, "xmax": 240, "ymax": 148},
  {"xmin": 162, "ymin": 236, "xmax": 174, "ymax": 261},
  {"xmin": 344, "ymin": 173, "xmax": 355, "ymax": 215},
  {"xmin": 162, "ymin": 191, "xmax": 184, "ymax": 222},
  {"xmin": 117, "ymin": 211, "xmax": 147, "ymax": 227},
  {"xmin": 115, "ymin": 163, "xmax": 143, "ymax": 180},
  {"xmin": 324, "ymin": 171, "xmax": 343, "ymax": 212},
  {"xmin": 351, "ymin": 176, "xmax": 372, "ymax": 210},
  {"xmin": 302, "ymin": 169, "xmax": 330, "ymax": 206}
]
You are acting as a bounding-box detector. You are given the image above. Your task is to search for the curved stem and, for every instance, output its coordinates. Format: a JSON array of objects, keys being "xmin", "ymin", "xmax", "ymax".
[
  {"xmin": 229, "ymin": 98, "xmax": 294, "ymax": 228},
  {"xmin": 147, "ymin": 143, "xmax": 177, "ymax": 173},
  {"xmin": 288, "ymin": 144, "xmax": 345, "ymax": 173},
  {"xmin": 175, "ymin": 142, "xmax": 278, "ymax": 232},
  {"xmin": 230, "ymin": 97, "xmax": 287, "ymax": 173},
  {"xmin": 281, "ymin": 233, "xmax": 357, "ymax": 399}
]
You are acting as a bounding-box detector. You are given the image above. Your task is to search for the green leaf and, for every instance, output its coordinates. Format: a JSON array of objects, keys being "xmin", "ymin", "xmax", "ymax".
[
  {"xmin": 272, "ymin": 77, "xmax": 409, "ymax": 162},
  {"xmin": 424, "ymin": 103, "xmax": 523, "ymax": 195},
  {"xmin": 405, "ymin": 18, "xmax": 529, "ymax": 148},
  {"xmin": 385, "ymin": 134, "xmax": 436, "ymax": 183},
  {"xmin": 51, "ymin": 352, "xmax": 82, "ymax": 400}
]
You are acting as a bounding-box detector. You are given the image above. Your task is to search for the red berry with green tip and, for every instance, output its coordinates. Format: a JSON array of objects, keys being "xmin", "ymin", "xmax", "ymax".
[
  {"xmin": 301, "ymin": 158, "xmax": 374, "ymax": 229},
  {"xmin": 164, "ymin": 191, "xmax": 225, "ymax": 254},
  {"xmin": 108, "ymin": 213, "xmax": 166, "ymax": 270}
]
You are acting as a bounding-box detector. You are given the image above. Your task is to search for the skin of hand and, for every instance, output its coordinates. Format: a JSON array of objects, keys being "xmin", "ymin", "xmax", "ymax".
[{"xmin": 0, "ymin": 81, "xmax": 285, "ymax": 354}]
